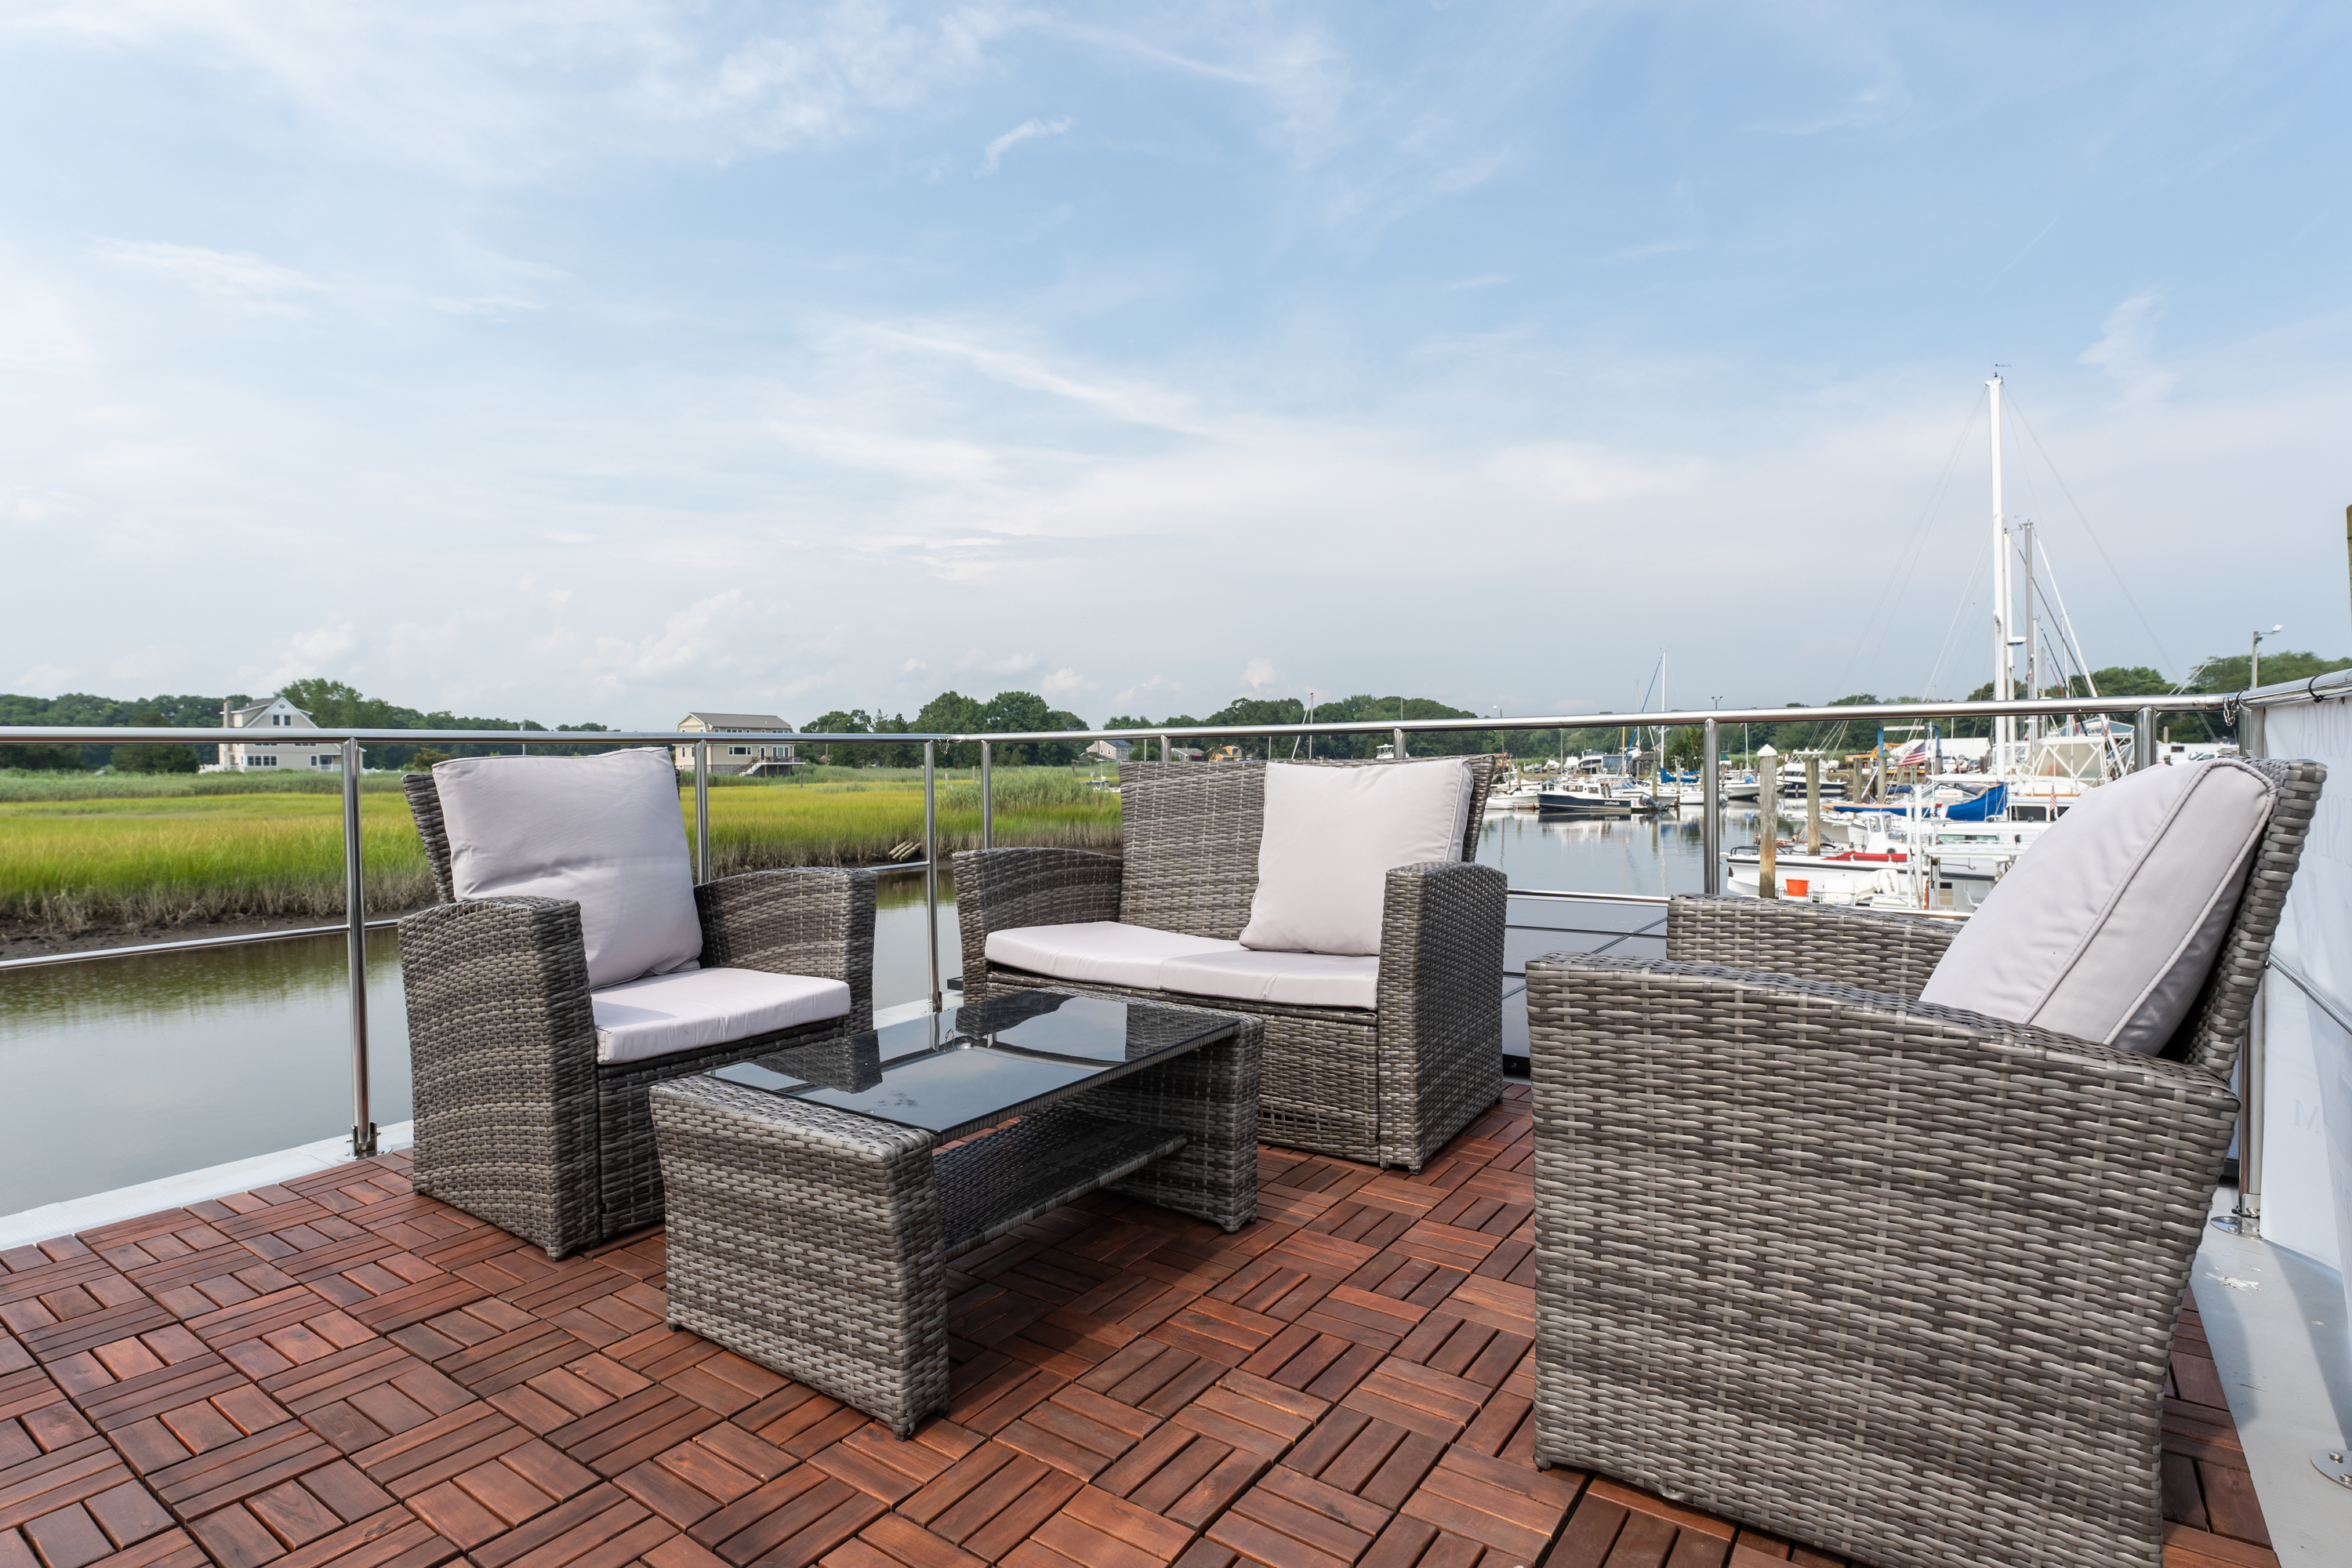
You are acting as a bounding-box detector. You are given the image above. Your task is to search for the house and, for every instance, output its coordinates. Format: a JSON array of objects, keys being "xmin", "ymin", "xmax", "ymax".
[
  {"xmin": 1082, "ymin": 739, "xmax": 1134, "ymax": 763},
  {"xmin": 674, "ymin": 712, "xmax": 799, "ymax": 776},
  {"xmin": 203, "ymin": 697, "xmax": 343, "ymax": 772}
]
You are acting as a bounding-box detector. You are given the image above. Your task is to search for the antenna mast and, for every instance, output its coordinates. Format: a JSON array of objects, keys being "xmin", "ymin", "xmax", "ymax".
[{"xmin": 1989, "ymin": 372, "xmax": 2012, "ymax": 767}]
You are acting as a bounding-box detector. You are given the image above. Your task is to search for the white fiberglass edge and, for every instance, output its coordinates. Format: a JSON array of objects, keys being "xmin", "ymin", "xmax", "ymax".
[
  {"xmin": 0, "ymin": 1122, "xmax": 416, "ymax": 1254},
  {"xmin": 2194, "ymin": 1185, "xmax": 2352, "ymax": 1562}
]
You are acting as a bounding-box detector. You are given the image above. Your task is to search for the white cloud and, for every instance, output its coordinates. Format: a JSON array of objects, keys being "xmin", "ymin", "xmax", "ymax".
[
  {"xmin": 16, "ymin": 662, "xmax": 77, "ymax": 691},
  {"xmin": 583, "ymin": 591, "xmax": 745, "ymax": 690},
  {"xmin": 900, "ymin": 658, "xmax": 928, "ymax": 673},
  {"xmin": 1039, "ymin": 666, "xmax": 1089, "ymax": 700},
  {"xmin": 254, "ymin": 623, "xmax": 358, "ymax": 691},
  {"xmin": 96, "ymin": 241, "xmax": 323, "ymax": 313},
  {"xmin": 9, "ymin": 1, "xmax": 1031, "ymax": 181},
  {"xmin": 1241, "ymin": 658, "xmax": 1276, "ymax": 690},
  {"xmin": 979, "ymin": 116, "xmax": 1072, "ymax": 173},
  {"xmin": 2080, "ymin": 293, "xmax": 2180, "ymax": 403}
]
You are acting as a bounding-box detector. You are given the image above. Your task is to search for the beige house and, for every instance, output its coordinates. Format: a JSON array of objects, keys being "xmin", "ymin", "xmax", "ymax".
[
  {"xmin": 674, "ymin": 712, "xmax": 799, "ymax": 776},
  {"xmin": 211, "ymin": 697, "xmax": 342, "ymax": 772}
]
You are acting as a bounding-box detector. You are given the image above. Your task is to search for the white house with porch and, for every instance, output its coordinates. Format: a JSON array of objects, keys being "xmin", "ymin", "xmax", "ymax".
[
  {"xmin": 674, "ymin": 712, "xmax": 799, "ymax": 776},
  {"xmin": 210, "ymin": 697, "xmax": 341, "ymax": 771}
]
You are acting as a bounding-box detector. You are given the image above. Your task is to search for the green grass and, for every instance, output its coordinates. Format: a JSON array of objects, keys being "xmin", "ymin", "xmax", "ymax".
[{"xmin": 0, "ymin": 768, "xmax": 1120, "ymax": 929}]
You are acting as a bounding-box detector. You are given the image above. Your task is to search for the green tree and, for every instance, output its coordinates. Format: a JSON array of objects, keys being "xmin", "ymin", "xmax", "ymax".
[{"xmin": 105, "ymin": 706, "xmax": 198, "ymax": 772}]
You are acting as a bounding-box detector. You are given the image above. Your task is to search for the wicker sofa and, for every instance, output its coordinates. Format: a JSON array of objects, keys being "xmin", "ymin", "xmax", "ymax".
[
  {"xmin": 398, "ymin": 771, "xmax": 876, "ymax": 1258},
  {"xmin": 955, "ymin": 757, "xmax": 1504, "ymax": 1169},
  {"xmin": 1525, "ymin": 757, "xmax": 2324, "ymax": 1568}
]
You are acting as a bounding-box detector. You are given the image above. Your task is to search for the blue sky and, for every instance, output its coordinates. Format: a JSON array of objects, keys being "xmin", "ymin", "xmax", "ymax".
[{"xmin": 2, "ymin": 2, "xmax": 2347, "ymax": 728}]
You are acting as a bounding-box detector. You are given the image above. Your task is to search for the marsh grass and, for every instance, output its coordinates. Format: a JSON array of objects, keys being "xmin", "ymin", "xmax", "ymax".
[{"xmin": 0, "ymin": 768, "xmax": 1120, "ymax": 930}]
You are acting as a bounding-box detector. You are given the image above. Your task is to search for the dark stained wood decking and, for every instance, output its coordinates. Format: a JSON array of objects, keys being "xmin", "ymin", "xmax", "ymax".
[{"xmin": 0, "ymin": 1083, "xmax": 2277, "ymax": 1568}]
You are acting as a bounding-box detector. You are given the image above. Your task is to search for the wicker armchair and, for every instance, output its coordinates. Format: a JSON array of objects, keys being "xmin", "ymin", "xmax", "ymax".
[
  {"xmin": 1526, "ymin": 757, "xmax": 2324, "ymax": 1568},
  {"xmin": 397, "ymin": 773, "xmax": 876, "ymax": 1258},
  {"xmin": 956, "ymin": 757, "xmax": 1504, "ymax": 1169}
]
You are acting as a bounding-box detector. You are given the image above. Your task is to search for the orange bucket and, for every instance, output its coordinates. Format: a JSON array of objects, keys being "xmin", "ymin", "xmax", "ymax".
[{"xmin": 1784, "ymin": 878, "xmax": 1810, "ymax": 898}]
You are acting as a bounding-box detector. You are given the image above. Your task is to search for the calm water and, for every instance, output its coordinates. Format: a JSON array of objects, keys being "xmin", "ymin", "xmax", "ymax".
[{"xmin": 0, "ymin": 811, "xmax": 1763, "ymax": 1212}]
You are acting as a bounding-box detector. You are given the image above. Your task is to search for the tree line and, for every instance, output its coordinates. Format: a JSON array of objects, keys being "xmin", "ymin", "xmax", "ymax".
[{"xmin": 6, "ymin": 654, "xmax": 2341, "ymax": 775}]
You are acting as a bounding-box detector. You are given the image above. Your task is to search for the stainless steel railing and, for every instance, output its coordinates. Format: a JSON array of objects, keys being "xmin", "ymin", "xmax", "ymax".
[{"xmin": 0, "ymin": 690, "xmax": 2236, "ymax": 1156}]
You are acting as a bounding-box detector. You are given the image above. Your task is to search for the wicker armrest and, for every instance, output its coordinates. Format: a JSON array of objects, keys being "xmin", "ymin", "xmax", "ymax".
[
  {"xmin": 1524, "ymin": 949, "xmax": 2236, "ymax": 1567},
  {"xmin": 1664, "ymin": 892, "xmax": 1959, "ymax": 1000},
  {"xmin": 1370, "ymin": 859, "xmax": 1508, "ymax": 1167},
  {"xmin": 697, "ymin": 867, "xmax": 878, "ymax": 1033},
  {"xmin": 395, "ymin": 895, "xmax": 601, "ymax": 1258},
  {"xmin": 952, "ymin": 848, "xmax": 1123, "ymax": 1003}
]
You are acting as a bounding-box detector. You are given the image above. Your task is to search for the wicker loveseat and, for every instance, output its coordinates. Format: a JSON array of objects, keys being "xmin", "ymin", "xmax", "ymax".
[
  {"xmin": 1525, "ymin": 757, "xmax": 2324, "ymax": 1568},
  {"xmin": 955, "ymin": 757, "xmax": 1504, "ymax": 1169},
  {"xmin": 398, "ymin": 768, "xmax": 877, "ymax": 1258}
]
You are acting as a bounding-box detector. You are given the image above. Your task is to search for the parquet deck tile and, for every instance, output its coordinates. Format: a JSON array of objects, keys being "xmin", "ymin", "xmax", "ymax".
[{"xmin": 0, "ymin": 1080, "xmax": 2285, "ymax": 1568}]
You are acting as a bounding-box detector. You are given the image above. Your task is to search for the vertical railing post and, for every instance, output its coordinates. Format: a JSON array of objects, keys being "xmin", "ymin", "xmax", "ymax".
[
  {"xmin": 2233, "ymin": 700, "xmax": 2268, "ymax": 1232},
  {"xmin": 341, "ymin": 738, "xmax": 376, "ymax": 1159},
  {"xmin": 694, "ymin": 741, "xmax": 710, "ymax": 884},
  {"xmin": 980, "ymin": 739, "xmax": 993, "ymax": 850},
  {"xmin": 2136, "ymin": 705, "xmax": 2156, "ymax": 770},
  {"xmin": 1701, "ymin": 720, "xmax": 1721, "ymax": 895},
  {"xmin": 1392, "ymin": 726, "xmax": 1406, "ymax": 761},
  {"xmin": 1160, "ymin": 732, "xmax": 1171, "ymax": 765},
  {"xmin": 924, "ymin": 741, "xmax": 941, "ymax": 1013}
]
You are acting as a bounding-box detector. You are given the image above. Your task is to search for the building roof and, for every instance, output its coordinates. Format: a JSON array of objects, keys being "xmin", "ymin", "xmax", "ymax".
[
  {"xmin": 677, "ymin": 713, "xmax": 794, "ymax": 731},
  {"xmin": 228, "ymin": 698, "xmax": 314, "ymax": 727}
]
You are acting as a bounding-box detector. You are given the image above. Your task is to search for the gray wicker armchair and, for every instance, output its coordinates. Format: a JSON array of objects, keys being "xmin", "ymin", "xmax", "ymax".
[
  {"xmin": 956, "ymin": 757, "xmax": 1504, "ymax": 1169},
  {"xmin": 398, "ymin": 773, "xmax": 876, "ymax": 1258},
  {"xmin": 1526, "ymin": 757, "xmax": 2324, "ymax": 1568}
]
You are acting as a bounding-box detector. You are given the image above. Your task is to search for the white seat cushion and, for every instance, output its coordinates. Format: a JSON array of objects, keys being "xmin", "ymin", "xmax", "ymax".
[
  {"xmin": 1919, "ymin": 759, "xmax": 2275, "ymax": 1053},
  {"xmin": 1159, "ymin": 949, "xmax": 1381, "ymax": 1011},
  {"xmin": 434, "ymin": 749, "xmax": 702, "ymax": 991},
  {"xmin": 1240, "ymin": 759, "xmax": 1475, "ymax": 956},
  {"xmin": 590, "ymin": 967, "xmax": 851, "ymax": 1066},
  {"xmin": 985, "ymin": 922, "xmax": 1243, "ymax": 990}
]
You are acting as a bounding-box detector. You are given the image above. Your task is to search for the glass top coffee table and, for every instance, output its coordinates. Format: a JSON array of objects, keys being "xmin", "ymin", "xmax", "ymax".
[
  {"xmin": 648, "ymin": 989, "xmax": 1263, "ymax": 1438},
  {"xmin": 707, "ymin": 989, "xmax": 1244, "ymax": 1144}
]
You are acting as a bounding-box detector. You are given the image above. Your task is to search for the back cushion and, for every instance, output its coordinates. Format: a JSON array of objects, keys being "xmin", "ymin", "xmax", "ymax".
[
  {"xmin": 1918, "ymin": 759, "xmax": 2275, "ymax": 1053},
  {"xmin": 434, "ymin": 749, "xmax": 702, "ymax": 990},
  {"xmin": 1240, "ymin": 758, "xmax": 1475, "ymax": 956}
]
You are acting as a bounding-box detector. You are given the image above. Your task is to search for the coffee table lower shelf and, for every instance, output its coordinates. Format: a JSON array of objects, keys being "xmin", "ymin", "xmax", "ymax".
[{"xmin": 938, "ymin": 1108, "xmax": 1188, "ymax": 1253}]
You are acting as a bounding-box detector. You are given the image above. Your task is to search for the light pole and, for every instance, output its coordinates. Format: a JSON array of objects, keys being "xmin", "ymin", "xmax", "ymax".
[{"xmin": 2252, "ymin": 624, "xmax": 2283, "ymax": 690}]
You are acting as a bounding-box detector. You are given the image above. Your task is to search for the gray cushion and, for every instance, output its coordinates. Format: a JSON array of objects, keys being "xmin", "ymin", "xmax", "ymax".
[
  {"xmin": 1240, "ymin": 758, "xmax": 1475, "ymax": 956},
  {"xmin": 1918, "ymin": 758, "xmax": 2275, "ymax": 1052},
  {"xmin": 1159, "ymin": 949, "xmax": 1380, "ymax": 1010},
  {"xmin": 433, "ymin": 748, "xmax": 702, "ymax": 991},
  {"xmin": 985, "ymin": 921, "xmax": 1243, "ymax": 990},
  {"xmin": 590, "ymin": 967, "xmax": 850, "ymax": 1065}
]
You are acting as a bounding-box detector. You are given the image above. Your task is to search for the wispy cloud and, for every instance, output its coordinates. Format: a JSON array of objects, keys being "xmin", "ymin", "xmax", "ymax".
[
  {"xmin": 2080, "ymin": 293, "xmax": 2180, "ymax": 402},
  {"xmin": 96, "ymin": 241, "xmax": 324, "ymax": 313},
  {"xmin": 980, "ymin": 116, "xmax": 1072, "ymax": 172}
]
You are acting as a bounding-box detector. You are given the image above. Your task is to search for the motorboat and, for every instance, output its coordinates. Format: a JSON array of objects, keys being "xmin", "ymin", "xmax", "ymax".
[{"xmin": 1538, "ymin": 776, "xmax": 1656, "ymax": 816}]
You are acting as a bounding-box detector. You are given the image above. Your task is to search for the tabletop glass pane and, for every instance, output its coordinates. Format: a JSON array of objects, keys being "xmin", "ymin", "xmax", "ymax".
[{"xmin": 707, "ymin": 989, "xmax": 1235, "ymax": 1138}]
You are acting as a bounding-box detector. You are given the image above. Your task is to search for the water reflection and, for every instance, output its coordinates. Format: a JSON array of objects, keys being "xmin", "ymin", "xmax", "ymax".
[
  {"xmin": 0, "ymin": 932, "xmax": 408, "ymax": 1210},
  {"xmin": 1, "ymin": 822, "xmax": 1749, "ymax": 1213}
]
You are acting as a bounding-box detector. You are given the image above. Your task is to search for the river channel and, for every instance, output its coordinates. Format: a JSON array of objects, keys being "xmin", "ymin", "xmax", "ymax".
[{"xmin": 0, "ymin": 809, "xmax": 1768, "ymax": 1213}]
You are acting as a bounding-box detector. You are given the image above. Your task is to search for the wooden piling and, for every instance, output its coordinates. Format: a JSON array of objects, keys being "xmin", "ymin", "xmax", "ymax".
[{"xmin": 1805, "ymin": 756, "xmax": 1821, "ymax": 855}]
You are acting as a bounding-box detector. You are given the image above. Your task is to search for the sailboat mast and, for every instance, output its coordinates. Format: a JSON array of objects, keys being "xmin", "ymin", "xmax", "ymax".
[{"xmin": 1988, "ymin": 373, "xmax": 2012, "ymax": 766}]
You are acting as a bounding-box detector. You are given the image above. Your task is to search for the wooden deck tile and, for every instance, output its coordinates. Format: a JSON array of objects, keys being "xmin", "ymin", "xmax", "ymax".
[{"xmin": 0, "ymin": 1092, "xmax": 2288, "ymax": 1568}]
